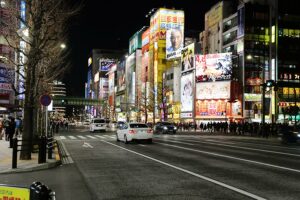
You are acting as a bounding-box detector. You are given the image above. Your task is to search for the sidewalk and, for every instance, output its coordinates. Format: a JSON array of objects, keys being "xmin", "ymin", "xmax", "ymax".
[{"xmin": 0, "ymin": 137, "xmax": 61, "ymax": 174}]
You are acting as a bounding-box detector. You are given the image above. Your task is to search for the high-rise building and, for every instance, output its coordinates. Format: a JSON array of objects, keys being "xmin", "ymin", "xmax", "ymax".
[{"xmin": 50, "ymin": 80, "xmax": 67, "ymax": 117}]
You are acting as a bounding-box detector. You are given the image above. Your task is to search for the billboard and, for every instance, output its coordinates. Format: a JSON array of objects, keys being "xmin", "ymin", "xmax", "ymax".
[
  {"xmin": 166, "ymin": 27, "xmax": 184, "ymax": 60},
  {"xmin": 126, "ymin": 53, "xmax": 136, "ymax": 104},
  {"xmin": 129, "ymin": 30, "xmax": 143, "ymax": 55},
  {"xmin": 99, "ymin": 59, "xmax": 115, "ymax": 71},
  {"xmin": 195, "ymin": 53, "xmax": 232, "ymax": 82},
  {"xmin": 196, "ymin": 81, "xmax": 230, "ymax": 100},
  {"xmin": 180, "ymin": 72, "xmax": 194, "ymax": 112},
  {"xmin": 99, "ymin": 78, "xmax": 108, "ymax": 99},
  {"xmin": 117, "ymin": 60, "xmax": 126, "ymax": 92},
  {"xmin": 195, "ymin": 100, "xmax": 226, "ymax": 117},
  {"xmin": 181, "ymin": 43, "xmax": 195, "ymax": 73}
]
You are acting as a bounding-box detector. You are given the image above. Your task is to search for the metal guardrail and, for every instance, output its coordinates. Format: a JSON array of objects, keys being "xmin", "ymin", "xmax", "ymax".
[{"xmin": 12, "ymin": 136, "xmax": 57, "ymax": 169}]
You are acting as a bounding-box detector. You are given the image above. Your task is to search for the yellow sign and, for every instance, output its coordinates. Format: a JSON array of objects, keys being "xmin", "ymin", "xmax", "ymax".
[{"xmin": 0, "ymin": 185, "xmax": 30, "ymax": 200}]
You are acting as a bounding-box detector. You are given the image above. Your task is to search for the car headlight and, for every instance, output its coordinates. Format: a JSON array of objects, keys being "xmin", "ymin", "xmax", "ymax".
[
  {"xmin": 163, "ymin": 126, "xmax": 168, "ymax": 130},
  {"xmin": 297, "ymin": 134, "xmax": 300, "ymax": 138},
  {"xmin": 174, "ymin": 127, "xmax": 177, "ymax": 130}
]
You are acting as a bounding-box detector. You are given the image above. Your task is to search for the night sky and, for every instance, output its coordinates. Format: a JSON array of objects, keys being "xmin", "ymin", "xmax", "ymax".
[{"xmin": 64, "ymin": 0, "xmax": 221, "ymax": 97}]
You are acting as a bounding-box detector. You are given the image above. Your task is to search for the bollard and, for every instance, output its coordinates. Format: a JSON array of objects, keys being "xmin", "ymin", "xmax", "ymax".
[
  {"xmin": 47, "ymin": 137, "xmax": 53, "ymax": 159},
  {"xmin": 38, "ymin": 136, "xmax": 47, "ymax": 164},
  {"xmin": 12, "ymin": 138, "xmax": 18, "ymax": 169}
]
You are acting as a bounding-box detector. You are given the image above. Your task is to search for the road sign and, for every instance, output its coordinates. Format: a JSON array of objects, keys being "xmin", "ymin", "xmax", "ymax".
[{"xmin": 40, "ymin": 94, "xmax": 52, "ymax": 106}]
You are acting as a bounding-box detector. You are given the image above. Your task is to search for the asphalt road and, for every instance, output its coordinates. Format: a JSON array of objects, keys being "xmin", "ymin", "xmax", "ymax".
[{"xmin": 1, "ymin": 127, "xmax": 299, "ymax": 200}]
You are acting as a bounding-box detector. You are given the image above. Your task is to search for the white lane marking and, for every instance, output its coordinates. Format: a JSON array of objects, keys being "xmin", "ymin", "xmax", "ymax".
[
  {"xmin": 60, "ymin": 136, "xmax": 66, "ymax": 140},
  {"xmin": 101, "ymin": 140, "xmax": 266, "ymax": 200},
  {"xmin": 86, "ymin": 135, "xmax": 97, "ymax": 139},
  {"xmin": 103, "ymin": 135, "xmax": 109, "ymax": 137},
  {"xmin": 95, "ymin": 135, "xmax": 105, "ymax": 139},
  {"xmin": 156, "ymin": 139, "xmax": 195, "ymax": 146},
  {"xmin": 175, "ymin": 138, "xmax": 300, "ymax": 158},
  {"xmin": 109, "ymin": 136, "xmax": 115, "ymax": 139},
  {"xmin": 138, "ymin": 144, "xmax": 146, "ymax": 147},
  {"xmin": 205, "ymin": 139, "xmax": 236, "ymax": 145},
  {"xmin": 69, "ymin": 136, "xmax": 77, "ymax": 140},
  {"xmin": 156, "ymin": 142, "xmax": 300, "ymax": 173},
  {"xmin": 77, "ymin": 136, "xmax": 86, "ymax": 139},
  {"xmin": 82, "ymin": 142, "xmax": 94, "ymax": 148},
  {"xmin": 59, "ymin": 141, "xmax": 74, "ymax": 164}
]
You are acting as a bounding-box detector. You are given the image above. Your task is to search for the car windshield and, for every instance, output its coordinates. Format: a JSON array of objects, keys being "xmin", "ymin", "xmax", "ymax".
[
  {"xmin": 130, "ymin": 124, "xmax": 148, "ymax": 128},
  {"xmin": 93, "ymin": 119, "xmax": 105, "ymax": 123}
]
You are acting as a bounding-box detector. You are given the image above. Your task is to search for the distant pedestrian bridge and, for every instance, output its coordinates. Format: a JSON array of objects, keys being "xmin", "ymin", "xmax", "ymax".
[{"xmin": 53, "ymin": 96, "xmax": 104, "ymax": 106}]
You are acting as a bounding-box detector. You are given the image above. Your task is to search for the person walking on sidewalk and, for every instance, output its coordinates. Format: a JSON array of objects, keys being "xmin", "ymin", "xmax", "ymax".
[{"xmin": 7, "ymin": 117, "xmax": 16, "ymax": 148}]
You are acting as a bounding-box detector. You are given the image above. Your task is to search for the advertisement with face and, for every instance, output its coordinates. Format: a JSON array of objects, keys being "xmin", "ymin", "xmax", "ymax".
[
  {"xmin": 166, "ymin": 27, "xmax": 184, "ymax": 60},
  {"xmin": 181, "ymin": 43, "xmax": 194, "ymax": 73},
  {"xmin": 195, "ymin": 53, "xmax": 232, "ymax": 82},
  {"xmin": 181, "ymin": 72, "xmax": 194, "ymax": 112},
  {"xmin": 196, "ymin": 81, "xmax": 230, "ymax": 100}
]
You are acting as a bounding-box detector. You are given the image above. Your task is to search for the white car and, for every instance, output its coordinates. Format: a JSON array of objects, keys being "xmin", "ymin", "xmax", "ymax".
[
  {"xmin": 89, "ymin": 118, "xmax": 107, "ymax": 132},
  {"xmin": 116, "ymin": 123, "xmax": 153, "ymax": 144}
]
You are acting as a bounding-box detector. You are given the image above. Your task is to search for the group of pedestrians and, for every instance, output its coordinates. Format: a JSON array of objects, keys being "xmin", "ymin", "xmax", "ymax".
[
  {"xmin": 49, "ymin": 120, "xmax": 69, "ymax": 134},
  {"xmin": 175, "ymin": 121, "xmax": 295, "ymax": 138},
  {"xmin": 0, "ymin": 116, "xmax": 22, "ymax": 148}
]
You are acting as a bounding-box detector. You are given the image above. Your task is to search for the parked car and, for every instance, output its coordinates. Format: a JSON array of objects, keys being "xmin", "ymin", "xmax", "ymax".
[
  {"xmin": 154, "ymin": 122, "xmax": 177, "ymax": 134},
  {"xmin": 89, "ymin": 118, "xmax": 107, "ymax": 132},
  {"xmin": 116, "ymin": 122, "xmax": 153, "ymax": 144}
]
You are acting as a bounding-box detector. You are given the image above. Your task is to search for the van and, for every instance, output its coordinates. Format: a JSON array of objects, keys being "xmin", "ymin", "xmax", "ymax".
[{"xmin": 89, "ymin": 118, "xmax": 107, "ymax": 132}]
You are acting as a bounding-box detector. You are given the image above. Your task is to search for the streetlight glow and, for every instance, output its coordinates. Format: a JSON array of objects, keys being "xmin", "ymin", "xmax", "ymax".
[{"xmin": 60, "ymin": 43, "xmax": 66, "ymax": 49}]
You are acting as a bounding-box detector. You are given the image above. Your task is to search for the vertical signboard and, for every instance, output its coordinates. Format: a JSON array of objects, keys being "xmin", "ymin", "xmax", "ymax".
[
  {"xmin": 180, "ymin": 72, "xmax": 194, "ymax": 112},
  {"xmin": 126, "ymin": 53, "xmax": 136, "ymax": 104},
  {"xmin": 181, "ymin": 43, "xmax": 195, "ymax": 73}
]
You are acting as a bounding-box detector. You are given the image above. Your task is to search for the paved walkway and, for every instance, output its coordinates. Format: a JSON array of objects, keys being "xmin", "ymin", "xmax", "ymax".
[{"xmin": 0, "ymin": 136, "xmax": 61, "ymax": 174}]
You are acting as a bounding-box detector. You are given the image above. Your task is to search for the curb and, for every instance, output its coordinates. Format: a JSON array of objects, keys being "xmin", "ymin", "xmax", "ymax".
[{"xmin": 0, "ymin": 142, "xmax": 62, "ymax": 174}]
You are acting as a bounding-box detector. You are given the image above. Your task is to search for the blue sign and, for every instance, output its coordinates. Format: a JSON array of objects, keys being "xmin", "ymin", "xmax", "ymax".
[{"xmin": 40, "ymin": 94, "xmax": 52, "ymax": 106}]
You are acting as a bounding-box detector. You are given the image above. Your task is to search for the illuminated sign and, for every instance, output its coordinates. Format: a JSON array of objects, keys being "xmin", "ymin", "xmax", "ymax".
[
  {"xmin": 99, "ymin": 59, "xmax": 115, "ymax": 71},
  {"xmin": 244, "ymin": 93, "xmax": 262, "ymax": 101},
  {"xmin": 94, "ymin": 72, "xmax": 99, "ymax": 83},
  {"xmin": 195, "ymin": 100, "xmax": 226, "ymax": 117},
  {"xmin": 0, "ymin": 185, "xmax": 30, "ymax": 200},
  {"xmin": 88, "ymin": 57, "xmax": 92, "ymax": 66},
  {"xmin": 196, "ymin": 81, "xmax": 230, "ymax": 100},
  {"xmin": 180, "ymin": 72, "xmax": 194, "ymax": 112},
  {"xmin": 181, "ymin": 43, "xmax": 195, "ymax": 73},
  {"xmin": 195, "ymin": 53, "xmax": 232, "ymax": 82}
]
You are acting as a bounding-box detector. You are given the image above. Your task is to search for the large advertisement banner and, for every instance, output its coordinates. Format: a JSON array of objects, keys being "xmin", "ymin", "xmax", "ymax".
[
  {"xmin": 195, "ymin": 53, "xmax": 232, "ymax": 82},
  {"xmin": 196, "ymin": 81, "xmax": 230, "ymax": 100},
  {"xmin": 117, "ymin": 60, "xmax": 126, "ymax": 92},
  {"xmin": 99, "ymin": 59, "xmax": 115, "ymax": 72},
  {"xmin": 126, "ymin": 53, "xmax": 136, "ymax": 104},
  {"xmin": 155, "ymin": 9, "xmax": 184, "ymax": 60},
  {"xmin": 181, "ymin": 43, "xmax": 194, "ymax": 73},
  {"xmin": 180, "ymin": 72, "xmax": 194, "ymax": 112},
  {"xmin": 99, "ymin": 78, "xmax": 108, "ymax": 99},
  {"xmin": 195, "ymin": 100, "xmax": 226, "ymax": 117}
]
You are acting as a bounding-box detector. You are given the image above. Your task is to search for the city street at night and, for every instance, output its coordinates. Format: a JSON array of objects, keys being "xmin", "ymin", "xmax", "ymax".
[{"xmin": 2, "ymin": 128, "xmax": 299, "ymax": 199}]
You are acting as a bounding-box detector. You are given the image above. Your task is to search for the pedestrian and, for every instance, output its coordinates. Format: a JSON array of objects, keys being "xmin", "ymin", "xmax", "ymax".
[{"xmin": 7, "ymin": 117, "xmax": 16, "ymax": 148}]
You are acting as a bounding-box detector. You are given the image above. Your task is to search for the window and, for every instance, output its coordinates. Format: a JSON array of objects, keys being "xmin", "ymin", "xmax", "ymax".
[{"xmin": 130, "ymin": 124, "xmax": 148, "ymax": 128}]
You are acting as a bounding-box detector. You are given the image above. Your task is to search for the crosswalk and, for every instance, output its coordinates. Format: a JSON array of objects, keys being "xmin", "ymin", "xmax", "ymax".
[{"xmin": 58, "ymin": 134, "xmax": 116, "ymax": 140}]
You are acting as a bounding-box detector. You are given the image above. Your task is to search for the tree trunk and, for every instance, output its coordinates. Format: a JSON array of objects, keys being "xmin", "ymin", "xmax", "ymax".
[{"xmin": 20, "ymin": 62, "xmax": 36, "ymax": 160}]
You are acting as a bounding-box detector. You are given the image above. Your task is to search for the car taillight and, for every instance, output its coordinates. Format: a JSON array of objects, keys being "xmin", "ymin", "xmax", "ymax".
[
  {"xmin": 129, "ymin": 129, "xmax": 136, "ymax": 134},
  {"xmin": 147, "ymin": 129, "xmax": 153, "ymax": 133}
]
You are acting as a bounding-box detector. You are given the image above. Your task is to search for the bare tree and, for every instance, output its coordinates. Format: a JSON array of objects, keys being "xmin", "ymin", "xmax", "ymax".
[{"xmin": 1, "ymin": 0, "xmax": 81, "ymax": 159}]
